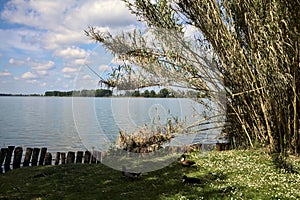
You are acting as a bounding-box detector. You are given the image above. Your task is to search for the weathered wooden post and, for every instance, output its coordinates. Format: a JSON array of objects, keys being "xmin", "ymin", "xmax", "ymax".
[
  {"xmin": 67, "ymin": 152, "xmax": 75, "ymax": 164},
  {"xmin": 39, "ymin": 147, "xmax": 47, "ymax": 166},
  {"xmin": 31, "ymin": 148, "xmax": 40, "ymax": 166},
  {"xmin": 23, "ymin": 147, "xmax": 33, "ymax": 167},
  {"xmin": 76, "ymin": 151, "xmax": 83, "ymax": 164},
  {"xmin": 91, "ymin": 153, "xmax": 97, "ymax": 164},
  {"xmin": 97, "ymin": 151, "xmax": 102, "ymax": 163},
  {"xmin": 13, "ymin": 147, "xmax": 23, "ymax": 169},
  {"xmin": 94, "ymin": 151, "xmax": 102, "ymax": 164},
  {"xmin": 216, "ymin": 143, "xmax": 222, "ymax": 151},
  {"xmin": 61, "ymin": 153, "xmax": 66, "ymax": 164},
  {"xmin": 55, "ymin": 152, "xmax": 61, "ymax": 165},
  {"xmin": 4, "ymin": 146, "xmax": 15, "ymax": 172},
  {"xmin": 216, "ymin": 142, "xmax": 230, "ymax": 151},
  {"xmin": 84, "ymin": 151, "xmax": 91, "ymax": 164},
  {"xmin": 44, "ymin": 152, "xmax": 52, "ymax": 165},
  {"xmin": 0, "ymin": 148, "xmax": 8, "ymax": 174}
]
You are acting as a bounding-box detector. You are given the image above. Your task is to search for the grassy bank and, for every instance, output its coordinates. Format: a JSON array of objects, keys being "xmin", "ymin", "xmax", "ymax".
[{"xmin": 1, "ymin": 149, "xmax": 300, "ymax": 200}]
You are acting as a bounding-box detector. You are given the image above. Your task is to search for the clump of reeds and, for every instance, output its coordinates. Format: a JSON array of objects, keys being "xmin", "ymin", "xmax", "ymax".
[{"xmin": 116, "ymin": 119, "xmax": 185, "ymax": 153}]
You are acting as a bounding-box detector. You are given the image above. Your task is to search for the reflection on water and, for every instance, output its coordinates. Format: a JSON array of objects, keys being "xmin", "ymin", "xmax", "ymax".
[{"xmin": 0, "ymin": 96, "xmax": 222, "ymax": 153}]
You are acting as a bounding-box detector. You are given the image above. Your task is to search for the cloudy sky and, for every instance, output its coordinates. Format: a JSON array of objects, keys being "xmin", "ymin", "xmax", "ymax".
[{"xmin": 0, "ymin": 0, "xmax": 138, "ymax": 94}]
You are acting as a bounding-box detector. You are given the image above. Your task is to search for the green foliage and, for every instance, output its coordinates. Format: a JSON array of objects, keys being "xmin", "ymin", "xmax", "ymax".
[
  {"xmin": 158, "ymin": 88, "xmax": 169, "ymax": 98},
  {"xmin": 132, "ymin": 90, "xmax": 140, "ymax": 97},
  {"xmin": 143, "ymin": 89, "xmax": 150, "ymax": 97},
  {"xmin": 95, "ymin": 89, "xmax": 113, "ymax": 97},
  {"xmin": 150, "ymin": 90, "xmax": 156, "ymax": 97},
  {"xmin": 45, "ymin": 90, "xmax": 73, "ymax": 97}
]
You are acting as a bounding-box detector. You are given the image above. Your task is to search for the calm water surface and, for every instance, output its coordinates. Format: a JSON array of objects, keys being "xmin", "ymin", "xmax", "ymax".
[{"xmin": 0, "ymin": 97, "xmax": 217, "ymax": 153}]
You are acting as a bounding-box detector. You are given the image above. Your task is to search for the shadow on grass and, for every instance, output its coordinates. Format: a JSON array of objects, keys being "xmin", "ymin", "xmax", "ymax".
[
  {"xmin": 271, "ymin": 153, "xmax": 299, "ymax": 174},
  {"xmin": 0, "ymin": 161, "xmax": 240, "ymax": 200}
]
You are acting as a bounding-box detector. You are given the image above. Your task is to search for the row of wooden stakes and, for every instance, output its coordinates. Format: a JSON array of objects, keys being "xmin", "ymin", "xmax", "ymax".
[
  {"xmin": 1, "ymin": 142, "xmax": 230, "ymax": 174},
  {"xmin": 0, "ymin": 146, "xmax": 102, "ymax": 174}
]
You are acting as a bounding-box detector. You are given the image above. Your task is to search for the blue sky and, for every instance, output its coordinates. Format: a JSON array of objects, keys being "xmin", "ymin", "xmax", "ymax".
[{"xmin": 0, "ymin": 0, "xmax": 138, "ymax": 94}]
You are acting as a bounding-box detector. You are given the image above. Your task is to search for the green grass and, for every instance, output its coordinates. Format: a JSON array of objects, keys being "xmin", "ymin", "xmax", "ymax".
[{"xmin": 1, "ymin": 149, "xmax": 300, "ymax": 199}]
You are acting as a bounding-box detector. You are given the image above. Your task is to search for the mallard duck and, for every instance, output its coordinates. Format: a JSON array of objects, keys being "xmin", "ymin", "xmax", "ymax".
[
  {"xmin": 122, "ymin": 166, "xmax": 141, "ymax": 178},
  {"xmin": 182, "ymin": 175, "xmax": 201, "ymax": 184},
  {"xmin": 180, "ymin": 154, "xmax": 196, "ymax": 167}
]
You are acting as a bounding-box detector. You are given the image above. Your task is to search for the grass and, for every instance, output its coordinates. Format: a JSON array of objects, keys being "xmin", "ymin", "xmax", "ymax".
[{"xmin": 1, "ymin": 149, "xmax": 300, "ymax": 199}]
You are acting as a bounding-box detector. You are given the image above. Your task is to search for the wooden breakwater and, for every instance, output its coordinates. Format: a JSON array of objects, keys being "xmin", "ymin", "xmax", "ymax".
[
  {"xmin": 0, "ymin": 141, "xmax": 230, "ymax": 174},
  {"xmin": 0, "ymin": 146, "xmax": 102, "ymax": 174}
]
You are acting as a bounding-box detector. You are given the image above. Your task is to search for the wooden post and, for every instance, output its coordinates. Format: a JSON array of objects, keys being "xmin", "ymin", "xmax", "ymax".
[
  {"xmin": 84, "ymin": 151, "xmax": 91, "ymax": 164},
  {"xmin": 0, "ymin": 148, "xmax": 8, "ymax": 174},
  {"xmin": 97, "ymin": 151, "xmax": 102, "ymax": 163},
  {"xmin": 44, "ymin": 152, "xmax": 52, "ymax": 165},
  {"xmin": 4, "ymin": 146, "xmax": 15, "ymax": 172},
  {"xmin": 216, "ymin": 143, "xmax": 221, "ymax": 151},
  {"xmin": 67, "ymin": 152, "xmax": 75, "ymax": 164},
  {"xmin": 31, "ymin": 148, "xmax": 40, "ymax": 166},
  {"xmin": 94, "ymin": 151, "xmax": 102, "ymax": 164},
  {"xmin": 13, "ymin": 147, "xmax": 23, "ymax": 169},
  {"xmin": 61, "ymin": 153, "xmax": 66, "ymax": 164},
  {"xmin": 91, "ymin": 154, "xmax": 97, "ymax": 164},
  {"xmin": 23, "ymin": 147, "xmax": 33, "ymax": 167},
  {"xmin": 76, "ymin": 151, "xmax": 83, "ymax": 164},
  {"xmin": 216, "ymin": 142, "xmax": 230, "ymax": 151},
  {"xmin": 39, "ymin": 147, "xmax": 47, "ymax": 166},
  {"xmin": 55, "ymin": 152, "xmax": 61, "ymax": 165}
]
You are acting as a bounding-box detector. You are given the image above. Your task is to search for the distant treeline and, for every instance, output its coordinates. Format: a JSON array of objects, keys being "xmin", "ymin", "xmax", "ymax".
[
  {"xmin": 44, "ymin": 88, "xmax": 174, "ymax": 98},
  {"xmin": 1, "ymin": 88, "xmax": 207, "ymax": 98},
  {"xmin": 44, "ymin": 89, "xmax": 112, "ymax": 97},
  {"xmin": 44, "ymin": 88, "xmax": 208, "ymax": 98},
  {"xmin": 129, "ymin": 88, "xmax": 174, "ymax": 98},
  {"xmin": 0, "ymin": 93, "xmax": 42, "ymax": 97}
]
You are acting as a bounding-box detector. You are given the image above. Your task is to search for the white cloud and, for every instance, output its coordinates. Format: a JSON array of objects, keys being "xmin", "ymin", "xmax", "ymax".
[
  {"xmin": 98, "ymin": 65, "xmax": 111, "ymax": 72},
  {"xmin": 9, "ymin": 58, "xmax": 14, "ymax": 64},
  {"xmin": 26, "ymin": 79, "xmax": 38, "ymax": 84},
  {"xmin": 40, "ymin": 82, "xmax": 47, "ymax": 87},
  {"xmin": 74, "ymin": 59, "xmax": 86, "ymax": 65},
  {"xmin": 37, "ymin": 70, "xmax": 48, "ymax": 76},
  {"xmin": 55, "ymin": 46, "xmax": 93, "ymax": 67},
  {"xmin": 1, "ymin": 0, "xmax": 137, "ymax": 51},
  {"xmin": 82, "ymin": 74, "xmax": 92, "ymax": 80},
  {"xmin": 2, "ymin": 0, "xmax": 136, "ymax": 30},
  {"xmin": 32, "ymin": 61, "xmax": 55, "ymax": 71},
  {"xmin": 0, "ymin": 29, "xmax": 44, "ymax": 52},
  {"xmin": 45, "ymin": 31, "xmax": 87, "ymax": 50},
  {"xmin": 63, "ymin": 74, "xmax": 71, "ymax": 79},
  {"xmin": 21, "ymin": 72, "xmax": 37, "ymax": 79},
  {"xmin": 57, "ymin": 46, "xmax": 89, "ymax": 59},
  {"xmin": 1, "ymin": 0, "xmax": 73, "ymax": 31},
  {"xmin": 61, "ymin": 67, "xmax": 79, "ymax": 73},
  {"xmin": 0, "ymin": 70, "xmax": 12, "ymax": 76},
  {"xmin": 7, "ymin": 57, "xmax": 55, "ymax": 77},
  {"xmin": 7, "ymin": 57, "xmax": 27, "ymax": 66},
  {"xmin": 65, "ymin": 1, "xmax": 136, "ymax": 29}
]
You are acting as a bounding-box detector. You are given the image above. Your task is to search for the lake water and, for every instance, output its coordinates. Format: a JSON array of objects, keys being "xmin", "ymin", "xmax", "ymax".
[{"xmin": 0, "ymin": 97, "xmax": 222, "ymax": 154}]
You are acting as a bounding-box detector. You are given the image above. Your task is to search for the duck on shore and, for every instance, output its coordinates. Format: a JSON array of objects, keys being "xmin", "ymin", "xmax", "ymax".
[
  {"xmin": 180, "ymin": 154, "xmax": 196, "ymax": 167},
  {"xmin": 182, "ymin": 175, "xmax": 201, "ymax": 184},
  {"xmin": 122, "ymin": 166, "xmax": 141, "ymax": 178}
]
